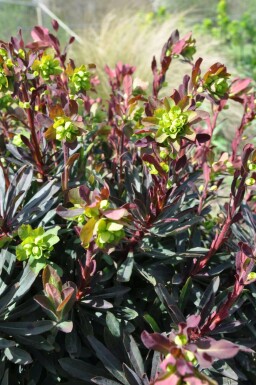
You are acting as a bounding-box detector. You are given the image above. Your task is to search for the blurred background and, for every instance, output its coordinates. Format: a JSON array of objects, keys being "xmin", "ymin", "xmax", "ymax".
[
  {"xmin": 0, "ymin": 0, "xmax": 255, "ymax": 144},
  {"xmin": 0, "ymin": 0, "xmax": 255, "ymax": 78}
]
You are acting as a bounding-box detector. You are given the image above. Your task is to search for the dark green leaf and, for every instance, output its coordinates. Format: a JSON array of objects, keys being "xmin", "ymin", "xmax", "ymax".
[
  {"xmin": 117, "ymin": 252, "xmax": 134, "ymax": 282},
  {"xmin": 123, "ymin": 334, "xmax": 144, "ymax": 377},
  {"xmin": 88, "ymin": 336, "xmax": 128, "ymax": 385},
  {"xmin": 4, "ymin": 347, "xmax": 32, "ymax": 365},
  {"xmin": 106, "ymin": 312, "xmax": 121, "ymax": 338},
  {"xmin": 59, "ymin": 358, "xmax": 106, "ymax": 381},
  {"xmin": 0, "ymin": 320, "xmax": 56, "ymax": 335}
]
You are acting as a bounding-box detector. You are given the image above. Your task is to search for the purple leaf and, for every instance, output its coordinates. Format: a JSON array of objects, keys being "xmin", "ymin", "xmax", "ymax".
[
  {"xmin": 230, "ymin": 78, "xmax": 252, "ymax": 95},
  {"xmin": 36, "ymin": 113, "xmax": 53, "ymax": 128},
  {"xmin": 51, "ymin": 19, "xmax": 59, "ymax": 31},
  {"xmin": 196, "ymin": 134, "xmax": 211, "ymax": 143},
  {"xmin": 34, "ymin": 294, "xmax": 55, "ymax": 313},
  {"xmin": 45, "ymin": 283, "xmax": 62, "ymax": 307},
  {"xmin": 176, "ymin": 358, "xmax": 193, "ymax": 376},
  {"xmin": 141, "ymin": 331, "xmax": 171, "ymax": 354},
  {"xmin": 31, "ymin": 26, "xmax": 49, "ymax": 41},
  {"xmin": 56, "ymin": 205, "xmax": 84, "ymax": 219},
  {"xmin": 193, "ymin": 338, "xmax": 240, "ymax": 368},
  {"xmin": 175, "ymin": 155, "xmax": 187, "ymax": 172},
  {"xmin": 103, "ymin": 208, "xmax": 128, "ymax": 220}
]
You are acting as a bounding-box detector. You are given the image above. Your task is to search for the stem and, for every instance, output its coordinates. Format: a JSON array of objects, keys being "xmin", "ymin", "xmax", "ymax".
[
  {"xmin": 62, "ymin": 141, "xmax": 69, "ymax": 203},
  {"xmin": 191, "ymin": 217, "xmax": 232, "ymax": 276},
  {"xmin": 202, "ymin": 283, "xmax": 243, "ymax": 333},
  {"xmin": 119, "ymin": 125, "xmax": 125, "ymax": 194},
  {"xmin": 231, "ymin": 122, "xmax": 243, "ymax": 161},
  {"xmin": 22, "ymin": 85, "xmax": 44, "ymax": 177}
]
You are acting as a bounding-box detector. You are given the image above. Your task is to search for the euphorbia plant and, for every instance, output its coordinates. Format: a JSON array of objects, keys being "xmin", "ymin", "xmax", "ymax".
[{"xmin": 0, "ymin": 22, "xmax": 255, "ymax": 385}]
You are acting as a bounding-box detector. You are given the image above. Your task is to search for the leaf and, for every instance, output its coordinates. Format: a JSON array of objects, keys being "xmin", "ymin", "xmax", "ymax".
[
  {"xmin": 143, "ymin": 314, "xmax": 161, "ymax": 332},
  {"xmin": 155, "ymin": 284, "xmax": 186, "ymax": 324},
  {"xmin": 16, "ymin": 244, "xmax": 28, "ymax": 261},
  {"xmin": 18, "ymin": 224, "xmax": 33, "ymax": 241},
  {"xmin": 16, "ymin": 179, "xmax": 59, "ymax": 225},
  {"xmin": 104, "ymin": 209, "xmax": 128, "ymax": 221},
  {"xmin": 106, "ymin": 312, "xmax": 121, "ymax": 338},
  {"xmin": 5, "ymin": 165, "xmax": 33, "ymax": 219},
  {"xmin": 92, "ymin": 377, "xmax": 122, "ymax": 385},
  {"xmin": 141, "ymin": 331, "xmax": 170, "ymax": 354},
  {"xmin": 57, "ymin": 321, "xmax": 73, "ymax": 333},
  {"xmin": 134, "ymin": 263, "xmax": 156, "ymax": 286},
  {"xmin": 43, "ymin": 226, "xmax": 60, "ymax": 237},
  {"xmin": 88, "ymin": 336, "xmax": 129, "ymax": 385},
  {"xmin": 29, "ymin": 257, "xmax": 47, "ymax": 274},
  {"xmin": 45, "ymin": 283, "xmax": 62, "ymax": 308},
  {"xmin": 80, "ymin": 218, "xmax": 97, "ymax": 247},
  {"xmin": 82, "ymin": 298, "xmax": 113, "ymax": 309},
  {"xmin": 0, "ymin": 285, "xmax": 19, "ymax": 316},
  {"xmin": 43, "ymin": 265, "xmax": 62, "ymax": 292},
  {"xmin": 56, "ymin": 287, "xmax": 76, "ymax": 317},
  {"xmin": 15, "ymin": 335, "xmax": 54, "ymax": 352},
  {"xmin": 117, "ymin": 252, "xmax": 134, "ymax": 282},
  {"xmin": 65, "ymin": 328, "xmax": 81, "ymax": 357},
  {"xmin": 116, "ymin": 307, "xmax": 138, "ymax": 320},
  {"xmin": 150, "ymin": 351, "xmax": 161, "ymax": 381},
  {"xmin": 0, "ymin": 338, "xmax": 16, "ymax": 349},
  {"xmin": 197, "ymin": 277, "xmax": 220, "ymax": 323},
  {"xmin": 0, "ymin": 321, "xmax": 56, "ymax": 336},
  {"xmin": 192, "ymin": 338, "xmax": 240, "ymax": 369},
  {"xmin": 196, "ymin": 133, "xmax": 211, "ymax": 143},
  {"xmin": 1, "ymin": 369, "xmax": 9, "ymax": 385},
  {"xmin": 36, "ymin": 113, "xmax": 53, "ymax": 128},
  {"xmin": 59, "ymin": 358, "xmax": 105, "ymax": 381},
  {"xmin": 179, "ymin": 277, "xmax": 192, "ymax": 312},
  {"xmin": 93, "ymin": 286, "xmax": 130, "ymax": 299},
  {"xmin": 123, "ymin": 334, "xmax": 144, "ymax": 377},
  {"xmin": 4, "ymin": 347, "xmax": 32, "ymax": 365},
  {"xmin": 107, "ymin": 223, "xmax": 123, "ymax": 232},
  {"xmin": 123, "ymin": 364, "xmax": 143, "ymax": 385},
  {"xmin": 0, "ymin": 166, "xmax": 5, "ymax": 217},
  {"xmin": 12, "ymin": 263, "xmax": 38, "ymax": 303},
  {"xmin": 56, "ymin": 205, "xmax": 85, "ymax": 219}
]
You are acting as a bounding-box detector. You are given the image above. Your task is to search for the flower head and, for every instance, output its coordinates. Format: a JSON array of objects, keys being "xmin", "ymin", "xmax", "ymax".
[
  {"xmin": 70, "ymin": 65, "xmax": 91, "ymax": 92},
  {"xmin": 203, "ymin": 63, "xmax": 230, "ymax": 98},
  {"xmin": 94, "ymin": 218, "xmax": 125, "ymax": 248},
  {"xmin": 16, "ymin": 224, "xmax": 60, "ymax": 272},
  {"xmin": 32, "ymin": 52, "xmax": 62, "ymax": 80},
  {"xmin": 53, "ymin": 116, "xmax": 79, "ymax": 142}
]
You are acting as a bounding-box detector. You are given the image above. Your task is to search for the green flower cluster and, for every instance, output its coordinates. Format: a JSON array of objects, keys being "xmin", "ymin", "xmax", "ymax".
[
  {"xmin": 33, "ymin": 54, "xmax": 62, "ymax": 80},
  {"xmin": 145, "ymin": 161, "xmax": 169, "ymax": 175},
  {"xmin": 0, "ymin": 94, "xmax": 12, "ymax": 110},
  {"xmin": 94, "ymin": 218, "xmax": 125, "ymax": 248},
  {"xmin": 0, "ymin": 48, "xmax": 14, "ymax": 91},
  {"xmin": 71, "ymin": 65, "xmax": 90, "ymax": 92},
  {"xmin": 0, "ymin": 68, "xmax": 8, "ymax": 90},
  {"xmin": 157, "ymin": 106, "xmax": 188, "ymax": 139},
  {"xmin": 204, "ymin": 75, "xmax": 229, "ymax": 97},
  {"xmin": 53, "ymin": 116, "xmax": 79, "ymax": 142},
  {"xmin": 154, "ymin": 104, "xmax": 194, "ymax": 146},
  {"xmin": 16, "ymin": 224, "xmax": 60, "ymax": 271},
  {"xmin": 181, "ymin": 41, "xmax": 196, "ymax": 61}
]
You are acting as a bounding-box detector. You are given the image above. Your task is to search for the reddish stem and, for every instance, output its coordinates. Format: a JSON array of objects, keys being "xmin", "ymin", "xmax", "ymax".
[{"xmin": 22, "ymin": 85, "xmax": 44, "ymax": 177}]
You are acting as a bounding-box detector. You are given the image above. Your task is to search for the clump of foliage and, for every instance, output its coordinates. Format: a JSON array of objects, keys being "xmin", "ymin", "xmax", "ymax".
[
  {"xmin": 0, "ymin": 20, "xmax": 256, "ymax": 385},
  {"xmin": 199, "ymin": 0, "xmax": 256, "ymax": 80}
]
